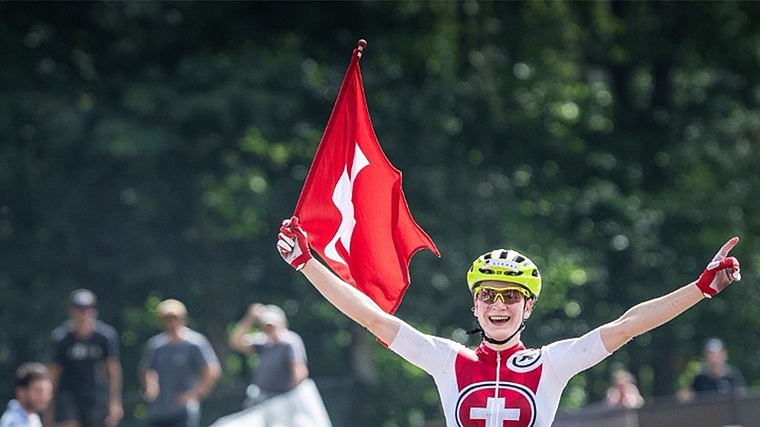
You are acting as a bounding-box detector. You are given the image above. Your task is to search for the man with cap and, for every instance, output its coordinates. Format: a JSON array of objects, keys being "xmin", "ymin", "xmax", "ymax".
[
  {"xmin": 683, "ymin": 337, "xmax": 747, "ymax": 400},
  {"xmin": 139, "ymin": 299, "xmax": 221, "ymax": 427},
  {"xmin": 228, "ymin": 303, "xmax": 309, "ymax": 407},
  {"xmin": 46, "ymin": 289, "xmax": 123, "ymax": 427}
]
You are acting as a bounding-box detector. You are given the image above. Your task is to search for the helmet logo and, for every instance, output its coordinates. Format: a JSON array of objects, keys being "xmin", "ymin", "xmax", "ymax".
[{"xmin": 482, "ymin": 258, "xmax": 520, "ymax": 272}]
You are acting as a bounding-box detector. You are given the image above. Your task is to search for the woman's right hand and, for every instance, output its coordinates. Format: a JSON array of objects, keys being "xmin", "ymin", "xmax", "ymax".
[{"xmin": 277, "ymin": 216, "xmax": 313, "ymax": 271}]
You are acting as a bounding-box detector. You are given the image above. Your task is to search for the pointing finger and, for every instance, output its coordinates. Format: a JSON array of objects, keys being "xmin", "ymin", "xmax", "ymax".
[{"xmin": 713, "ymin": 236, "xmax": 739, "ymax": 261}]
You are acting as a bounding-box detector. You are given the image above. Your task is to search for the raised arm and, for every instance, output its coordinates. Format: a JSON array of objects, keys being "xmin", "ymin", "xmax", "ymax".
[
  {"xmin": 228, "ymin": 303, "xmax": 266, "ymax": 354},
  {"xmin": 277, "ymin": 217, "xmax": 402, "ymax": 345},
  {"xmin": 599, "ymin": 237, "xmax": 741, "ymax": 352}
]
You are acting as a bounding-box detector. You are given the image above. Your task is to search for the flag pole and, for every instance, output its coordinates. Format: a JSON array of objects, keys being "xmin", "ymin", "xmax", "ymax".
[{"xmin": 356, "ymin": 39, "xmax": 367, "ymax": 58}]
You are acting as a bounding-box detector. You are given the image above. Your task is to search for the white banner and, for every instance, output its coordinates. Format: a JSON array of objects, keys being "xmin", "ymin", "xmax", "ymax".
[{"xmin": 208, "ymin": 379, "xmax": 333, "ymax": 427}]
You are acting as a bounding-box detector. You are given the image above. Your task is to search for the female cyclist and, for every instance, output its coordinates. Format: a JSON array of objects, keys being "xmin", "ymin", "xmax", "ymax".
[{"xmin": 277, "ymin": 216, "xmax": 740, "ymax": 427}]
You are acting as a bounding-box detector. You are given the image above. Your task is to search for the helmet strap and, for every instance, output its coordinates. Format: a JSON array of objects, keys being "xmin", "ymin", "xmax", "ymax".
[{"xmin": 466, "ymin": 321, "xmax": 525, "ymax": 346}]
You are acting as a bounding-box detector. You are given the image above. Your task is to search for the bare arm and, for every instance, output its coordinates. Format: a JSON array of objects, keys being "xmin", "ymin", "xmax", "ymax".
[
  {"xmin": 180, "ymin": 363, "xmax": 221, "ymax": 404},
  {"xmin": 104, "ymin": 357, "xmax": 124, "ymax": 427},
  {"xmin": 599, "ymin": 282, "xmax": 704, "ymax": 352},
  {"xmin": 48, "ymin": 362, "xmax": 61, "ymax": 391},
  {"xmin": 228, "ymin": 304, "xmax": 265, "ymax": 354},
  {"xmin": 43, "ymin": 363, "xmax": 62, "ymax": 427},
  {"xmin": 300, "ymin": 259, "xmax": 402, "ymax": 346},
  {"xmin": 291, "ymin": 359, "xmax": 309, "ymax": 388},
  {"xmin": 139, "ymin": 368, "xmax": 159, "ymax": 402},
  {"xmin": 196, "ymin": 363, "xmax": 222, "ymax": 399},
  {"xmin": 278, "ymin": 218, "xmax": 402, "ymax": 344},
  {"xmin": 600, "ymin": 237, "xmax": 741, "ymax": 353}
]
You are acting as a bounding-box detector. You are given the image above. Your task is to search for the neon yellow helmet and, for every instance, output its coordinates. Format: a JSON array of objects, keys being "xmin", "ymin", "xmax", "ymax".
[{"xmin": 467, "ymin": 249, "xmax": 542, "ymax": 299}]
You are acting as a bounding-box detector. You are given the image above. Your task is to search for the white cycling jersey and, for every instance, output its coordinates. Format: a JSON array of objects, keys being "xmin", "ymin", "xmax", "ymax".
[{"xmin": 389, "ymin": 322, "xmax": 611, "ymax": 427}]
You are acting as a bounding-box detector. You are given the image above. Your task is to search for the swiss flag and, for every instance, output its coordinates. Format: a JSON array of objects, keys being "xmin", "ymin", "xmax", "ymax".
[{"xmin": 294, "ymin": 41, "xmax": 439, "ymax": 314}]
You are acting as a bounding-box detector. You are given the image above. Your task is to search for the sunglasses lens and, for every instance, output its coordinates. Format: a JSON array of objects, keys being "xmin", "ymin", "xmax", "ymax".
[
  {"xmin": 477, "ymin": 289, "xmax": 495, "ymax": 302},
  {"xmin": 477, "ymin": 288, "xmax": 526, "ymax": 304}
]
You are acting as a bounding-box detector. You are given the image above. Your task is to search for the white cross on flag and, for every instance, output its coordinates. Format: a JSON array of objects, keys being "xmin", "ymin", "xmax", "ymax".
[{"xmin": 293, "ymin": 40, "xmax": 439, "ymax": 314}]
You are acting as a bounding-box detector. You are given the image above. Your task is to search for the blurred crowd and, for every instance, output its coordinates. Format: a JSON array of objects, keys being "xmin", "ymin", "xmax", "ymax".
[
  {"xmin": 604, "ymin": 337, "xmax": 746, "ymax": 411},
  {"xmin": 2, "ymin": 289, "xmax": 324, "ymax": 427}
]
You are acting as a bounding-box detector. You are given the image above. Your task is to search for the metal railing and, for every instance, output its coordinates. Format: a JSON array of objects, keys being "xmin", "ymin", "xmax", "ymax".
[
  {"xmin": 553, "ymin": 390, "xmax": 758, "ymax": 427},
  {"xmin": 120, "ymin": 380, "xmax": 756, "ymax": 427}
]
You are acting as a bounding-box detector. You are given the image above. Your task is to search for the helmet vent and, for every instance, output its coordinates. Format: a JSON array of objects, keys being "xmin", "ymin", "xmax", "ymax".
[{"xmin": 477, "ymin": 268, "xmax": 523, "ymax": 277}]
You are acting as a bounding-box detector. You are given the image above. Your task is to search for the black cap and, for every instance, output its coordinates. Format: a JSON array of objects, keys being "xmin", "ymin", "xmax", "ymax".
[{"xmin": 69, "ymin": 289, "xmax": 97, "ymax": 308}]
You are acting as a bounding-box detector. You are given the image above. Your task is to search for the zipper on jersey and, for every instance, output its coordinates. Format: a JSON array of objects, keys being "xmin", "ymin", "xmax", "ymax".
[{"xmin": 493, "ymin": 350, "xmax": 502, "ymax": 426}]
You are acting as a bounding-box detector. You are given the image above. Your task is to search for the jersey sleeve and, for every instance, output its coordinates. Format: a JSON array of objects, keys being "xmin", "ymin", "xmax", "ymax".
[
  {"xmin": 726, "ymin": 365, "xmax": 747, "ymax": 388},
  {"xmin": 542, "ymin": 328, "xmax": 611, "ymax": 384},
  {"xmin": 289, "ymin": 332, "xmax": 308, "ymax": 364},
  {"xmin": 388, "ymin": 321, "xmax": 462, "ymax": 378},
  {"xmin": 138, "ymin": 338, "xmax": 156, "ymax": 371},
  {"xmin": 197, "ymin": 333, "xmax": 220, "ymax": 367},
  {"xmin": 50, "ymin": 325, "xmax": 67, "ymax": 363},
  {"xmin": 102, "ymin": 323, "xmax": 121, "ymax": 359}
]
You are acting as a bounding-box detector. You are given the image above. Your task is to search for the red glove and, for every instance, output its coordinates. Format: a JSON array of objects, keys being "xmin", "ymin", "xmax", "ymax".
[
  {"xmin": 695, "ymin": 236, "xmax": 741, "ymax": 298},
  {"xmin": 277, "ymin": 216, "xmax": 312, "ymax": 271}
]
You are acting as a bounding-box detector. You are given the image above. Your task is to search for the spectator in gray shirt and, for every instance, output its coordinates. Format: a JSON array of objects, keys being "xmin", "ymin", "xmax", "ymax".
[
  {"xmin": 139, "ymin": 299, "xmax": 221, "ymax": 427},
  {"xmin": 228, "ymin": 304, "xmax": 308, "ymax": 407}
]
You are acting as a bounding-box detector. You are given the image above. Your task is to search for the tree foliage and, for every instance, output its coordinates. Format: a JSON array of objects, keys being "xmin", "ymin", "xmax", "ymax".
[{"xmin": 2, "ymin": 2, "xmax": 760, "ymax": 426}]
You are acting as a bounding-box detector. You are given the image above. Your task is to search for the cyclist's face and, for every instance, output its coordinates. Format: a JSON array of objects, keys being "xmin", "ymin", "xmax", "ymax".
[{"xmin": 473, "ymin": 281, "xmax": 533, "ymax": 342}]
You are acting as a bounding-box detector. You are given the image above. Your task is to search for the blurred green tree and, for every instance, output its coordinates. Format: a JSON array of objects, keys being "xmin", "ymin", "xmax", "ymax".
[{"xmin": 1, "ymin": 2, "xmax": 760, "ymax": 426}]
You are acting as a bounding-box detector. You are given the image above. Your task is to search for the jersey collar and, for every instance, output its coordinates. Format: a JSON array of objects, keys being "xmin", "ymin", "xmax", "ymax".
[{"xmin": 475, "ymin": 340, "xmax": 525, "ymax": 364}]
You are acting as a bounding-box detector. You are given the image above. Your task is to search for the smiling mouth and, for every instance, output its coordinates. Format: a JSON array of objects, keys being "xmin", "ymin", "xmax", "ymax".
[{"xmin": 488, "ymin": 315, "xmax": 511, "ymax": 325}]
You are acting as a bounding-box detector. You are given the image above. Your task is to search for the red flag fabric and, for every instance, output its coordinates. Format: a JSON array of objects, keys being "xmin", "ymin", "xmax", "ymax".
[{"xmin": 294, "ymin": 42, "xmax": 439, "ymax": 314}]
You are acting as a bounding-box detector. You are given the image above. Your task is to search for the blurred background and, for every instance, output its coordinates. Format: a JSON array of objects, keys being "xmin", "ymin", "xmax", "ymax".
[{"xmin": 2, "ymin": 1, "xmax": 760, "ymax": 426}]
